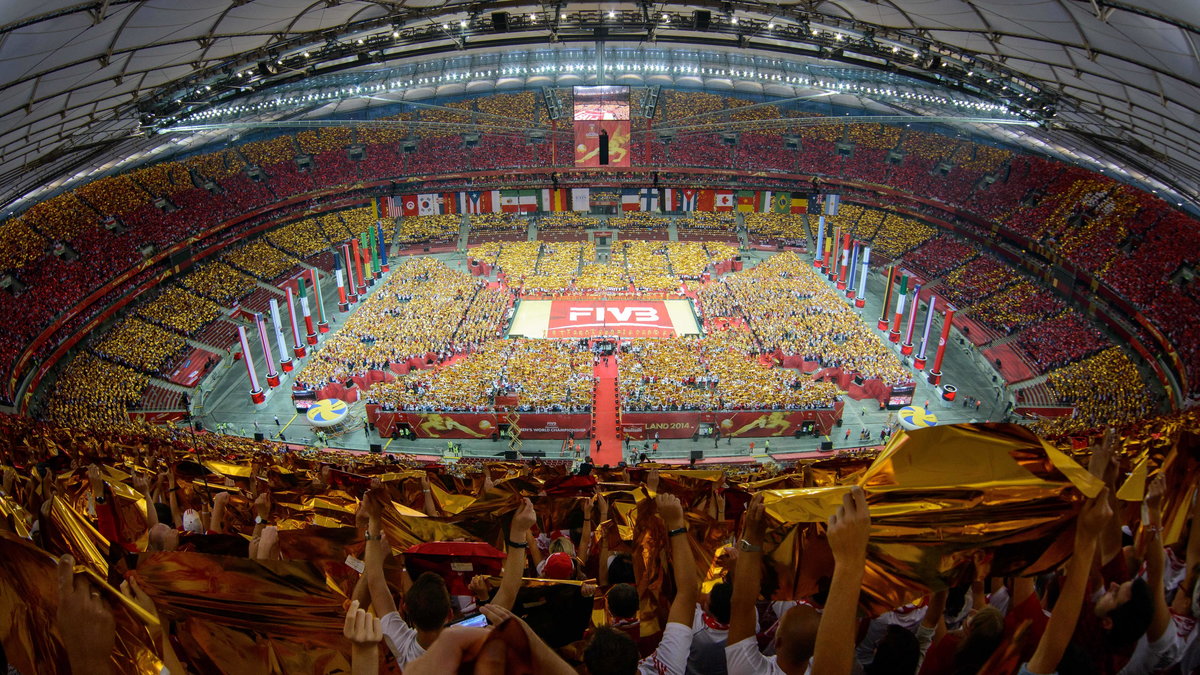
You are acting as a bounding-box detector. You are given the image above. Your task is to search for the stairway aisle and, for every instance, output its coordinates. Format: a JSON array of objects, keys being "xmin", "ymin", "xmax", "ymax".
[{"xmin": 590, "ymin": 355, "xmax": 621, "ymax": 465}]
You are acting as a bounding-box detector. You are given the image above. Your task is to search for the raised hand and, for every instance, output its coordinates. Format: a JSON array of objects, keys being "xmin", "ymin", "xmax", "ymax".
[
  {"xmin": 827, "ymin": 486, "xmax": 870, "ymax": 565},
  {"xmin": 654, "ymin": 492, "xmax": 686, "ymax": 530},
  {"xmin": 343, "ymin": 599, "xmax": 383, "ymax": 646},
  {"xmin": 254, "ymin": 492, "xmax": 271, "ymax": 521},
  {"xmin": 1077, "ymin": 488, "xmax": 1113, "ymax": 542},
  {"xmin": 510, "ymin": 497, "xmax": 537, "ymax": 537},
  {"xmin": 87, "ymin": 464, "xmax": 105, "ymax": 497},
  {"xmin": 596, "ymin": 493, "xmax": 609, "ymax": 521},
  {"xmin": 646, "ymin": 469, "xmax": 660, "ymax": 494},
  {"xmin": 56, "ymin": 554, "xmax": 115, "ymax": 674},
  {"xmin": 742, "ymin": 492, "xmax": 767, "ymax": 547},
  {"xmin": 468, "ymin": 574, "xmax": 491, "ymax": 601}
]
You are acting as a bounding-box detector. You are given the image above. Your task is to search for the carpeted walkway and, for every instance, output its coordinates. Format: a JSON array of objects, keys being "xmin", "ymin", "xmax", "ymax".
[{"xmin": 591, "ymin": 356, "xmax": 621, "ymax": 465}]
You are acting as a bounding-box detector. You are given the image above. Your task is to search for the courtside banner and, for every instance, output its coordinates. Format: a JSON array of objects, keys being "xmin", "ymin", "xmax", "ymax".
[{"xmin": 547, "ymin": 299, "xmax": 674, "ymax": 338}]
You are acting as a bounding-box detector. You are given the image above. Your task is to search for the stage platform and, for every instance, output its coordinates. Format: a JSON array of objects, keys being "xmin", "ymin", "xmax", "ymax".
[{"xmin": 167, "ymin": 348, "xmax": 219, "ymax": 387}]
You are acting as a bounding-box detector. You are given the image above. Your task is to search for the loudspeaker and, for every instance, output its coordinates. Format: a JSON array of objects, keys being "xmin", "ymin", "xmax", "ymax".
[
  {"xmin": 254, "ymin": 432, "xmax": 264, "ymax": 442},
  {"xmin": 693, "ymin": 10, "xmax": 710, "ymax": 30},
  {"xmin": 369, "ymin": 443, "xmax": 382, "ymax": 454},
  {"xmin": 820, "ymin": 441, "xmax": 834, "ymax": 451},
  {"xmin": 504, "ymin": 451, "xmax": 518, "ymax": 461},
  {"xmin": 492, "ymin": 11, "xmax": 509, "ymax": 32},
  {"xmin": 689, "ymin": 450, "xmax": 703, "ymax": 462}
]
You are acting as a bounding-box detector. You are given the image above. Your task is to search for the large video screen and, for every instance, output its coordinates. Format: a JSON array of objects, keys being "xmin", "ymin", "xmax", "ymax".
[{"xmin": 573, "ymin": 85, "xmax": 630, "ymax": 120}]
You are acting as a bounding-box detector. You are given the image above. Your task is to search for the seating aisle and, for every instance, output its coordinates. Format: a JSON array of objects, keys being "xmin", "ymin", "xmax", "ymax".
[{"xmin": 591, "ymin": 355, "xmax": 621, "ymax": 465}]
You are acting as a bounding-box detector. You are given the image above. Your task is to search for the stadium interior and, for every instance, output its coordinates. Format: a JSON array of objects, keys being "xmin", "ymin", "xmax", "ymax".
[{"xmin": 1, "ymin": 2, "xmax": 1199, "ymax": 674}]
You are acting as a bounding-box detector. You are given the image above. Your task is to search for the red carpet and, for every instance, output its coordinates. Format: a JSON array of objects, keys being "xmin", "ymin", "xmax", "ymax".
[
  {"xmin": 167, "ymin": 348, "xmax": 218, "ymax": 387},
  {"xmin": 591, "ymin": 356, "xmax": 621, "ymax": 465}
]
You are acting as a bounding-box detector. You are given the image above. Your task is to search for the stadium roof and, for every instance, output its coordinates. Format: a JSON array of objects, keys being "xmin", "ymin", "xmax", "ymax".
[{"xmin": 2, "ymin": 1, "xmax": 1198, "ymax": 215}]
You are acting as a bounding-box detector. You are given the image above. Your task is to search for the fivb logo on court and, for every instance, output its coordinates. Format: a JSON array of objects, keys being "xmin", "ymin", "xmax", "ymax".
[{"xmin": 568, "ymin": 306, "xmax": 661, "ymax": 323}]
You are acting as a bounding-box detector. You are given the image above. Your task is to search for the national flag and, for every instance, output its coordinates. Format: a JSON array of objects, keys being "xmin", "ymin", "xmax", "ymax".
[
  {"xmin": 735, "ymin": 190, "xmax": 757, "ymax": 213},
  {"xmin": 756, "ymin": 191, "xmax": 774, "ymax": 213},
  {"xmin": 517, "ymin": 189, "xmax": 538, "ymax": 213},
  {"xmin": 639, "ymin": 188, "xmax": 660, "ymax": 212},
  {"xmin": 441, "ymin": 192, "xmax": 458, "ymax": 215},
  {"xmin": 540, "ymin": 188, "xmax": 570, "ymax": 212},
  {"xmin": 570, "ymin": 188, "xmax": 590, "ymax": 212},
  {"xmin": 661, "ymin": 189, "xmax": 680, "ymax": 212},
  {"xmin": 681, "ymin": 188, "xmax": 699, "ymax": 211},
  {"xmin": 824, "ymin": 194, "xmax": 841, "ymax": 216},
  {"xmin": 499, "ymin": 189, "xmax": 521, "ymax": 214},
  {"xmin": 621, "ymin": 188, "xmax": 642, "ymax": 212},
  {"xmin": 791, "ymin": 194, "xmax": 809, "ymax": 214},
  {"xmin": 714, "ymin": 190, "xmax": 735, "ymax": 212},
  {"xmin": 696, "ymin": 189, "xmax": 716, "ymax": 211},
  {"xmin": 460, "ymin": 190, "xmax": 500, "ymax": 214},
  {"xmin": 772, "ymin": 192, "xmax": 791, "ymax": 214},
  {"xmin": 418, "ymin": 194, "xmax": 439, "ymax": 216},
  {"xmin": 373, "ymin": 197, "xmax": 382, "ymax": 219},
  {"xmin": 400, "ymin": 194, "xmax": 420, "ymax": 217}
]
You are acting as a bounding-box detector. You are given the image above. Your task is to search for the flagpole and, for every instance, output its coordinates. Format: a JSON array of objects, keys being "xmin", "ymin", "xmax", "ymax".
[
  {"xmin": 298, "ymin": 276, "xmax": 317, "ymax": 346},
  {"xmin": 890, "ymin": 274, "xmax": 909, "ymax": 343},
  {"xmin": 928, "ymin": 305, "xmax": 956, "ymax": 385},
  {"xmin": 814, "ymin": 214, "xmax": 826, "ymax": 268},
  {"xmin": 878, "ymin": 264, "xmax": 895, "ymax": 330},
  {"xmin": 845, "ymin": 241, "xmax": 860, "ymax": 299}
]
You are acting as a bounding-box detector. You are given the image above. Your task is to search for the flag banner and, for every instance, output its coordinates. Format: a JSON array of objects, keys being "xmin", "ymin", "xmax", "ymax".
[
  {"xmin": 573, "ymin": 120, "xmax": 631, "ymax": 167},
  {"xmin": 681, "ymin": 188, "xmax": 699, "ymax": 212},
  {"xmin": 696, "ymin": 189, "xmax": 716, "ymax": 212},
  {"xmin": 662, "ymin": 189, "xmax": 683, "ymax": 212},
  {"xmin": 772, "ymin": 192, "xmax": 792, "ymax": 214},
  {"xmin": 373, "ymin": 197, "xmax": 382, "ymax": 219},
  {"xmin": 825, "ymin": 194, "xmax": 841, "ymax": 216},
  {"xmin": 441, "ymin": 192, "xmax": 458, "ymax": 215},
  {"xmin": 417, "ymin": 194, "xmax": 439, "ymax": 216},
  {"xmin": 499, "ymin": 190, "xmax": 521, "ymax": 214},
  {"xmin": 639, "ymin": 188, "xmax": 660, "ymax": 212},
  {"xmin": 460, "ymin": 190, "xmax": 499, "ymax": 214},
  {"xmin": 540, "ymin": 188, "xmax": 570, "ymax": 212},
  {"xmin": 757, "ymin": 191, "xmax": 774, "ymax": 213},
  {"xmin": 620, "ymin": 188, "xmax": 642, "ymax": 212},
  {"xmin": 736, "ymin": 190, "xmax": 757, "ymax": 212},
  {"xmin": 518, "ymin": 189, "xmax": 538, "ymax": 213},
  {"xmin": 715, "ymin": 190, "xmax": 735, "ymax": 212},
  {"xmin": 807, "ymin": 193, "xmax": 824, "ymax": 215},
  {"xmin": 571, "ymin": 188, "xmax": 591, "ymax": 212},
  {"xmin": 791, "ymin": 194, "xmax": 810, "ymax": 214},
  {"xmin": 377, "ymin": 197, "xmax": 404, "ymax": 218},
  {"xmin": 400, "ymin": 195, "xmax": 419, "ymax": 217}
]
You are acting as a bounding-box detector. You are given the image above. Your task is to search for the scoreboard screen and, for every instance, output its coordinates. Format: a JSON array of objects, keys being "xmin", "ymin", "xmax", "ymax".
[{"xmin": 573, "ymin": 85, "xmax": 630, "ymax": 120}]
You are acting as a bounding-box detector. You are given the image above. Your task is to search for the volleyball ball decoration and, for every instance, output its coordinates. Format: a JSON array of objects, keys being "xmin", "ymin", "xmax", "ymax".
[
  {"xmin": 898, "ymin": 406, "xmax": 938, "ymax": 431},
  {"xmin": 307, "ymin": 399, "xmax": 350, "ymax": 427}
]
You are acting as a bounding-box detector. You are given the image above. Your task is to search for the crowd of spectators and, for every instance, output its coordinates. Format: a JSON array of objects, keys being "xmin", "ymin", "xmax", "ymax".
[
  {"xmin": 1037, "ymin": 347, "xmax": 1154, "ymax": 435},
  {"xmin": 698, "ymin": 253, "xmax": 913, "ymax": 387},
  {"xmin": 134, "ymin": 287, "xmax": 223, "ymax": 337},
  {"xmin": 369, "ymin": 339, "xmax": 595, "ymax": 413},
  {"xmin": 295, "ymin": 258, "xmax": 510, "ymax": 391},
  {"xmin": 396, "ymin": 215, "xmax": 459, "ymax": 244},
  {"xmin": 90, "ymin": 317, "xmax": 189, "ymax": 375},
  {"xmin": 178, "ymin": 261, "xmax": 259, "ymax": 306},
  {"xmin": 1015, "ymin": 310, "xmax": 1109, "ymax": 373},
  {"xmin": 610, "ymin": 212, "xmax": 670, "ymax": 235},
  {"xmin": 536, "ymin": 213, "xmax": 600, "ymax": 231},
  {"xmin": 267, "ymin": 218, "xmax": 338, "ymax": 258},
  {"xmin": 901, "ymin": 235, "xmax": 977, "ymax": 278},
  {"xmin": 1, "ymin": 88, "xmax": 1199, "ymax": 409},
  {"xmin": 970, "ymin": 282, "xmax": 1067, "ymax": 335},
  {"xmin": 744, "ymin": 213, "xmax": 808, "ymax": 244},
  {"xmin": 467, "ymin": 213, "xmax": 526, "ymax": 235},
  {"xmin": 42, "ymin": 353, "xmax": 150, "ymax": 428},
  {"xmin": 676, "ymin": 212, "xmax": 735, "ymax": 233},
  {"xmin": 221, "ymin": 240, "xmax": 301, "ymax": 282},
  {"xmin": 865, "ymin": 212, "xmax": 937, "ymax": 259},
  {"xmin": 10, "ymin": 396, "xmax": 1194, "ymax": 675},
  {"xmin": 936, "ymin": 254, "xmax": 1021, "ymax": 308}
]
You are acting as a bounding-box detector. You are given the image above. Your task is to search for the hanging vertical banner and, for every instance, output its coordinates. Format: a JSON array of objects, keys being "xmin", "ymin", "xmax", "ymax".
[
  {"xmin": 901, "ymin": 283, "xmax": 922, "ymax": 355},
  {"xmin": 855, "ymin": 246, "xmax": 871, "ymax": 308},
  {"xmin": 269, "ymin": 298, "xmax": 293, "ymax": 373},
  {"xmin": 929, "ymin": 306, "xmax": 957, "ymax": 384},
  {"xmin": 914, "ymin": 296, "xmax": 937, "ymax": 370},
  {"xmin": 297, "ymin": 276, "xmax": 317, "ymax": 345},
  {"xmin": 285, "ymin": 286, "xmax": 306, "ymax": 359},
  {"xmin": 890, "ymin": 274, "xmax": 909, "ymax": 342},
  {"xmin": 238, "ymin": 326, "xmax": 265, "ymax": 404},
  {"xmin": 574, "ymin": 120, "xmax": 631, "ymax": 167},
  {"xmin": 377, "ymin": 223, "xmax": 390, "ymax": 273},
  {"xmin": 255, "ymin": 313, "xmax": 280, "ymax": 388},
  {"xmin": 878, "ymin": 264, "xmax": 895, "ymax": 330}
]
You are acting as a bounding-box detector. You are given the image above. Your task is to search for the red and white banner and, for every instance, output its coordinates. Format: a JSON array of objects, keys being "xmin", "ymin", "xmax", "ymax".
[{"xmin": 547, "ymin": 300, "xmax": 674, "ymax": 338}]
